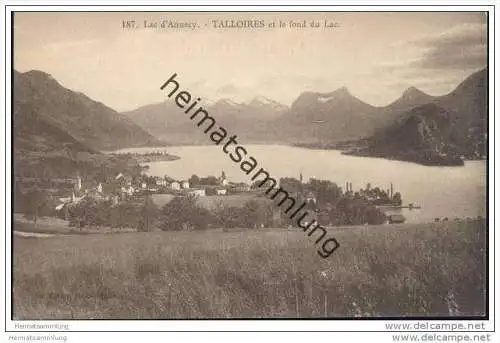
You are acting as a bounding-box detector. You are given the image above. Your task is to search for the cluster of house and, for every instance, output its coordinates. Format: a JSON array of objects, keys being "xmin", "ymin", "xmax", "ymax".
[
  {"xmin": 146, "ymin": 172, "xmax": 250, "ymax": 196},
  {"xmin": 53, "ymin": 171, "xmax": 408, "ymax": 226},
  {"xmin": 150, "ymin": 176, "xmax": 210, "ymax": 196},
  {"xmin": 54, "ymin": 171, "xmax": 252, "ymax": 214}
]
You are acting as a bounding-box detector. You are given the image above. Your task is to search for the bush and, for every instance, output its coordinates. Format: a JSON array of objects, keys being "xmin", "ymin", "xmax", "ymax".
[
  {"xmin": 242, "ymin": 200, "xmax": 273, "ymax": 228},
  {"xmin": 159, "ymin": 195, "xmax": 212, "ymax": 231},
  {"xmin": 19, "ymin": 188, "xmax": 52, "ymax": 224},
  {"xmin": 213, "ymin": 204, "xmax": 244, "ymax": 228},
  {"xmin": 107, "ymin": 201, "xmax": 139, "ymax": 229},
  {"xmin": 366, "ymin": 206, "xmax": 387, "ymax": 225},
  {"xmin": 213, "ymin": 200, "xmax": 274, "ymax": 229},
  {"xmin": 68, "ymin": 197, "xmax": 103, "ymax": 229},
  {"xmin": 137, "ymin": 196, "xmax": 159, "ymax": 232}
]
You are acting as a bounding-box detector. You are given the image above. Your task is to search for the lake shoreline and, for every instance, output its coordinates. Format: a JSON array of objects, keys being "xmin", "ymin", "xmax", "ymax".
[
  {"xmin": 109, "ymin": 144, "xmax": 486, "ymax": 223},
  {"xmin": 133, "ymin": 154, "xmax": 180, "ymax": 163},
  {"xmin": 106, "ymin": 151, "xmax": 181, "ymax": 163},
  {"xmin": 117, "ymin": 142, "xmax": 486, "ymax": 168},
  {"xmin": 292, "ymin": 143, "xmax": 487, "ymax": 167}
]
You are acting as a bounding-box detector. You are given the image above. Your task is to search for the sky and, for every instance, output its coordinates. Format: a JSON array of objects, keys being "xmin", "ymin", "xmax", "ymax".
[{"xmin": 13, "ymin": 11, "xmax": 487, "ymax": 112}]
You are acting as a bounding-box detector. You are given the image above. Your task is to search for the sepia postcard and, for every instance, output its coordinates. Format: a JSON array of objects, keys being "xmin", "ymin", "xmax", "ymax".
[{"xmin": 3, "ymin": 4, "xmax": 496, "ymax": 341}]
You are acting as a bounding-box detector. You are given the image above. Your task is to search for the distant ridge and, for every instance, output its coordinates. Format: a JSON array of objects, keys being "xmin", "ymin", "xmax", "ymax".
[
  {"xmin": 387, "ymin": 86, "xmax": 434, "ymax": 112},
  {"xmin": 123, "ymin": 68, "xmax": 487, "ymax": 149},
  {"xmin": 13, "ymin": 70, "xmax": 165, "ymax": 180},
  {"xmin": 124, "ymin": 94, "xmax": 289, "ymax": 143},
  {"xmin": 342, "ymin": 68, "xmax": 487, "ymax": 165},
  {"xmin": 14, "ymin": 69, "xmax": 162, "ymax": 151},
  {"xmin": 276, "ymin": 86, "xmax": 379, "ymax": 142}
]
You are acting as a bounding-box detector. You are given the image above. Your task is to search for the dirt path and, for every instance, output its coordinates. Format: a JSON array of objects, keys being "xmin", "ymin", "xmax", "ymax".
[{"xmin": 13, "ymin": 231, "xmax": 61, "ymax": 238}]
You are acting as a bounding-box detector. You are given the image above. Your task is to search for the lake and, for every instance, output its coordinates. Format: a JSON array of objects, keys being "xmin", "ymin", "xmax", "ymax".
[{"xmin": 113, "ymin": 145, "xmax": 487, "ymax": 223}]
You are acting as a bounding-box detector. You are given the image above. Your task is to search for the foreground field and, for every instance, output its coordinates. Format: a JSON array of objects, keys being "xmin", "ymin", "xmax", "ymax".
[
  {"xmin": 13, "ymin": 220, "xmax": 487, "ymax": 319},
  {"xmin": 151, "ymin": 193, "xmax": 265, "ymax": 210},
  {"xmin": 13, "ymin": 214, "xmax": 136, "ymax": 235}
]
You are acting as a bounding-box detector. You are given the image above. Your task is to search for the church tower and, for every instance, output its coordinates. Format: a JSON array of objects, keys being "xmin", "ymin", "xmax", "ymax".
[{"xmin": 74, "ymin": 172, "xmax": 82, "ymax": 194}]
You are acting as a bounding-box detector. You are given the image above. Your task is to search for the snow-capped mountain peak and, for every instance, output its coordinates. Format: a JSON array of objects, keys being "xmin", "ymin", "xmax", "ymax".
[
  {"xmin": 216, "ymin": 98, "xmax": 242, "ymax": 107},
  {"xmin": 248, "ymin": 96, "xmax": 288, "ymax": 111},
  {"xmin": 252, "ymin": 95, "xmax": 275, "ymax": 105}
]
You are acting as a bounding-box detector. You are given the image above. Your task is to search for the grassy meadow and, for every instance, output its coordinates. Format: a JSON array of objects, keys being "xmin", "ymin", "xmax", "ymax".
[
  {"xmin": 12, "ymin": 219, "xmax": 487, "ymax": 319},
  {"xmin": 151, "ymin": 193, "xmax": 265, "ymax": 210},
  {"xmin": 13, "ymin": 214, "xmax": 136, "ymax": 236}
]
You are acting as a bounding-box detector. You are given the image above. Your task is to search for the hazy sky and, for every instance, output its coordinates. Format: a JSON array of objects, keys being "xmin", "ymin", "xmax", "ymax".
[{"xmin": 14, "ymin": 11, "xmax": 487, "ymax": 112}]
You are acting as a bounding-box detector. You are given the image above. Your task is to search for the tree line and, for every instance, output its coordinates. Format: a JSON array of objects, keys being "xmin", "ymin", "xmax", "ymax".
[{"xmin": 14, "ymin": 176, "xmax": 391, "ymax": 231}]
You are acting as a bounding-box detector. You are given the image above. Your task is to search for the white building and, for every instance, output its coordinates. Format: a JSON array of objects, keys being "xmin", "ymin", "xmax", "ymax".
[
  {"xmin": 189, "ymin": 189, "xmax": 206, "ymax": 197},
  {"xmin": 170, "ymin": 181, "xmax": 181, "ymax": 190},
  {"xmin": 216, "ymin": 188, "xmax": 227, "ymax": 195},
  {"xmin": 76, "ymin": 175, "xmax": 82, "ymax": 191},
  {"xmin": 219, "ymin": 171, "xmax": 229, "ymax": 186},
  {"xmin": 156, "ymin": 178, "xmax": 167, "ymax": 187},
  {"xmin": 127, "ymin": 186, "xmax": 134, "ymax": 196},
  {"xmin": 121, "ymin": 185, "xmax": 134, "ymax": 196},
  {"xmin": 181, "ymin": 180, "xmax": 190, "ymax": 189},
  {"xmin": 306, "ymin": 191, "xmax": 317, "ymax": 204}
]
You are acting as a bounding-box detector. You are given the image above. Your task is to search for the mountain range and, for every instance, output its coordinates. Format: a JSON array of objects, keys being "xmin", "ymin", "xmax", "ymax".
[
  {"xmin": 124, "ymin": 68, "xmax": 487, "ymax": 164},
  {"xmin": 123, "ymin": 95, "xmax": 289, "ymax": 144},
  {"xmin": 341, "ymin": 69, "xmax": 487, "ymax": 164},
  {"xmin": 275, "ymin": 86, "xmax": 379, "ymax": 143},
  {"xmin": 13, "ymin": 67, "xmax": 487, "ymax": 170}
]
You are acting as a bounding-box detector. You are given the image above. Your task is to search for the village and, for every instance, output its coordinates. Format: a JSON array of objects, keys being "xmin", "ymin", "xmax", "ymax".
[
  {"xmin": 16, "ymin": 165, "xmax": 410, "ymax": 232},
  {"xmin": 52, "ymin": 170, "xmax": 251, "ymax": 211}
]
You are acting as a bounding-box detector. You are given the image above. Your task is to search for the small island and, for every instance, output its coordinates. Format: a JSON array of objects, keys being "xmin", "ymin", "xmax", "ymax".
[
  {"xmin": 111, "ymin": 151, "xmax": 180, "ymax": 163},
  {"xmin": 341, "ymin": 146, "xmax": 466, "ymax": 167},
  {"xmin": 294, "ymin": 141, "xmax": 466, "ymax": 166}
]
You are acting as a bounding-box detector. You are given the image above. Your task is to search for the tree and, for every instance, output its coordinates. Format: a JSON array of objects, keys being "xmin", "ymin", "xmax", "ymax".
[
  {"xmin": 103, "ymin": 179, "xmax": 121, "ymax": 196},
  {"xmin": 159, "ymin": 195, "xmax": 212, "ymax": 231},
  {"xmin": 392, "ymin": 192, "xmax": 402, "ymax": 206},
  {"xmin": 205, "ymin": 187, "xmax": 217, "ymax": 196},
  {"xmin": 250, "ymin": 180, "xmax": 263, "ymax": 190},
  {"xmin": 95, "ymin": 200, "xmax": 112, "ymax": 226},
  {"xmin": 189, "ymin": 174, "xmax": 200, "ymax": 187},
  {"xmin": 213, "ymin": 204, "xmax": 243, "ymax": 228},
  {"xmin": 242, "ymin": 200, "xmax": 273, "ymax": 228},
  {"xmin": 108, "ymin": 201, "xmax": 138, "ymax": 229},
  {"xmin": 366, "ymin": 206, "xmax": 387, "ymax": 225},
  {"xmin": 21, "ymin": 189, "xmax": 51, "ymax": 227},
  {"xmin": 279, "ymin": 177, "xmax": 302, "ymax": 194},
  {"xmin": 242, "ymin": 200, "xmax": 261, "ymax": 228},
  {"xmin": 308, "ymin": 179, "xmax": 341, "ymax": 206},
  {"xmin": 137, "ymin": 194, "xmax": 159, "ymax": 232},
  {"xmin": 199, "ymin": 176, "xmax": 218, "ymax": 186},
  {"xmin": 68, "ymin": 197, "xmax": 99, "ymax": 229}
]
